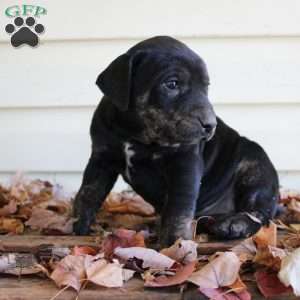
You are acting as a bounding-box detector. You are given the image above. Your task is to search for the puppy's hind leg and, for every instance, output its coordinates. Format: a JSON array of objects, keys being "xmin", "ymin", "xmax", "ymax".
[{"xmin": 209, "ymin": 140, "xmax": 279, "ymax": 239}]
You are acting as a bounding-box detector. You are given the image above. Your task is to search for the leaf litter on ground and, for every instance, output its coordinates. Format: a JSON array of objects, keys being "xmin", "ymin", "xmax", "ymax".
[{"xmin": 1, "ymin": 175, "xmax": 300, "ymax": 298}]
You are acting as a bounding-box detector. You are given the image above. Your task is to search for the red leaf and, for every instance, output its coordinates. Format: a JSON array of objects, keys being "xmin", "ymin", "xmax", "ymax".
[
  {"xmin": 103, "ymin": 228, "xmax": 145, "ymax": 259},
  {"xmin": 199, "ymin": 288, "xmax": 251, "ymax": 300},
  {"xmin": 145, "ymin": 261, "xmax": 196, "ymax": 287},
  {"xmin": 72, "ymin": 246, "xmax": 97, "ymax": 256},
  {"xmin": 255, "ymin": 270, "xmax": 292, "ymax": 298}
]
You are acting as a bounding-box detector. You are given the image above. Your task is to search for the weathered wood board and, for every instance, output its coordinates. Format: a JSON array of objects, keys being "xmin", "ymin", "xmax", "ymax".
[
  {"xmin": 0, "ymin": 235, "xmax": 240, "ymax": 254},
  {"xmin": 0, "ymin": 275, "xmax": 299, "ymax": 300},
  {"xmin": 0, "ymin": 235, "xmax": 299, "ymax": 300}
]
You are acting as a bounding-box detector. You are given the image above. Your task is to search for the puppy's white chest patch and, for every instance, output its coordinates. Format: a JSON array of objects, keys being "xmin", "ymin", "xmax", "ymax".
[{"xmin": 123, "ymin": 142, "xmax": 135, "ymax": 181}]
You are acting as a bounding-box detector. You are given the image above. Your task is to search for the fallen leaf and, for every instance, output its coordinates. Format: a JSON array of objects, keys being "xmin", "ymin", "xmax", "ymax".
[
  {"xmin": 15, "ymin": 205, "xmax": 32, "ymax": 220},
  {"xmin": 114, "ymin": 247, "xmax": 175, "ymax": 269},
  {"xmin": 188, "ymin": 252, "xmax": 241, "ymax": 288},
  {"xmin": 278, "ymin": 247, "xmax": 300, "ymax": 296},
  {"xmin": 280, "ymin": 233, "xmax": 300, "ymax": 249},
  {"xmin": 287, "ymin": 198, "xmax": 300, "ymax": 213},
  {"xmin": 280, "ymin": 189, "xmax": 300, "ymax": 203},
  {"xmin": 0, "ymin": 217, "xmax": 24, "ymax": 234},
  {"xmin": 96, "ymin": 210, "xmax": 157, "ymax": 231},
  {"xmin": 199, "ymin": 287, "xmax": 251, "ymax": 300},
  {"xmin": 253, "ymin": 222, "xmax": 277, "ymax": 248},
  {"xmin": 0, "ymin": 186, "xmax": 8, "ymax": 204},
  {"xmin": 145, "ymin": 261, "xmax": 196, "ymax": 287},
  {"xmin": 228, "ymin": 276, "xmax": 247, "ymax": 293},
  {"xmin": 72, "ymin": 246, "xmax": 98, "ymax": 256},
  {"xmin": 39, "ymin": 199, "xmax": 72, "ymax": 215},
  {"xmin": 290, "ymin": 224, "xmax": 300, "ymax": 231},
  {"xmin": 255, "ymin": 270, "xmax": 292, "ymax": 298},
  {"xmin": 122, "ymin": 268, "xmax": 135, "ymax": 282},
  {"xmin": 0, "ymin": 200, "xmax": 17, "ymax": 217},
  {"xmin": 160, "ymin": 239, "xmax": 198, "ymax": 264},
  {"xmin": 231, "ymin": 238, "xmax": 257, "ymax": 262},
  {"xmin": 50, "ymin": 255, "xmax": 86, "ymax": 292},
  {"xmin": 253, "ymin": 245, "xmax": 287, "ymax": 270},
  {"xmin": 25, "ymin": 207, "xmax": 75, "ymax": 234},
  {"xmin": 85, "ymin": 256, "xmax": 124, "ymax": 287},
  {"xmin": 103, "ymin": 228, "xmax": 145, "ymax": 259},
  {"xmin": 103, "ymin": 192, "xmax": 155, "ymax": 216}
]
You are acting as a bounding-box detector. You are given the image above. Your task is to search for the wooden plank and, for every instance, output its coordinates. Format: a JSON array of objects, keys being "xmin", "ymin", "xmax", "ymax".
[
  {"xmin": 0, "ymin": 275, "xmax": 299, "ymax": 300},
  {"xmin": 0, "ymin": 276, "xmax": 182, "ymax": 300},
  {"xmin": 0, "ymin": 234, "xmax": 298, "ymax": 299},
  {"xmin": 0, "ymin": 235, "xmax": 239, "ymax": 255},
  {"xmin": 1, "ymin": 37, "xmax": 300, "ymax": 108},
  {"xmin": 0, "ymin": 235, "xmax": 100, "ymax": 253},
  {"xmin": 1, "ymin": 0, "xmax": 300, "ymax": 41}
]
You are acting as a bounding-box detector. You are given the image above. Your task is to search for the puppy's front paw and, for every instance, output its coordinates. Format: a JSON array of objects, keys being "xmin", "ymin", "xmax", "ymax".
[
  {"xmin": 160, "ymin": 217, "xmax": 194, "ymax": 247},
  {"xmin": 209, "ymin": 213, "xmax": 262, "ymax": 239},
  {"xmin": 73, "ymin": 219, "xmax": 91, "ymax": 235}
]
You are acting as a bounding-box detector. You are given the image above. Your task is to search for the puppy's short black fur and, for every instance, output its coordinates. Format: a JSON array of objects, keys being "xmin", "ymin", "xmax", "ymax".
[{"xmin": 73, "ymin": 36, "xmax": 279, "ymax": 246}]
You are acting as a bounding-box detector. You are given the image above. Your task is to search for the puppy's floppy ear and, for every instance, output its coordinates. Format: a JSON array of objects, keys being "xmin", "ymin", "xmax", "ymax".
[{"xmin": 96, "ymin": 53, "xmax": 133, "ymax": 111}]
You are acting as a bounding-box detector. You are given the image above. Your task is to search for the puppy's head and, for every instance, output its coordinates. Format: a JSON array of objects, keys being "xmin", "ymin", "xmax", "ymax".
[{"xmin": 96, "ymin": 36, "xmax": 217, "ymax": 145}]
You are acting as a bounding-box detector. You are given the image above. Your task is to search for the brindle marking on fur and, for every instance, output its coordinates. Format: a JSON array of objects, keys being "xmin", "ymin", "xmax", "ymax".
[
  {"xmin": 236, "ymin": 160, "xmax": 262, "ymax": 185},
  {"xmin": 137, "ymin": 107, "xmax": 202, "ymax": 145}
]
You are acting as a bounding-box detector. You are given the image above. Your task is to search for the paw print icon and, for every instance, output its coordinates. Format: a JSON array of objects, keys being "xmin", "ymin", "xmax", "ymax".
[{"xmin": 5, "ymin": 16, "xmax": 45, "ymax": 47}]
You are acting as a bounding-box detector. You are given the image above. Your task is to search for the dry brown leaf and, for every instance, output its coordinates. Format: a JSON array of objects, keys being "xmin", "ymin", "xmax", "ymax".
[
  {"xmin": 278, "ymin": 248, "xmax": 300, "ymax": 296},
  {"xmin": 199, "ymin": 287, "xmax": 251, "ymax": 300},
  {"xmin": 85, "ymin": 256, "xmax": 124, "ymax": 287},
  {"xmin": 253, "ymin": 222, "xmax": 277, "ymax": 248},
  {"xmin": 160, "ymin": 239, "xmax": 198, "ymax": 264},
  {"xmin": 25, "ymin": 207, "xmax": 75, "ymax": 234},
  {"xmin": 280, "ymin": 233, "xmax": 300, "ymax": 249},
  {"xmin": 114, "ymin": 247, "xmax": 175, "ymax": 269},
  {"xmin": 103, "ymin": 191, "xmax": 155, "ymax": 216},
  {"xmin": 0, "ymin": 217, "xmax": 24, "ymax": 234},
  {"xmin": 254, "ymin": 245, "xmax": 287, "ymax": 270},
  {"xmin": 188, "ymin": 252, "xmax": 241, "ymax": 289},
  {"xmin": 38, "ymin": 199, "xmax": 72, "ymax": 215},
  {"xmin": 96, "ymin": 210, "xmax": 157, "ymax": 231},
  {"xmin": 50, "ymin": 255, "xmax": 86, "ymax": 292},
  {"xmin": 0, "ymin": 200, "xmax": 17, "ymax": 217},
  {"xmin": 103, "ymin": 228, "xmax": 145, "ymax": 259},
  {"xmin": 231, "ymin": 238, "xmax": 257, "ymax": 262},
  {"xmin": 288, "ymin": 198, "xmax": 300, "ymax": 213},
  {"xmin": 228, "ymin": 276, "xmax": 247, "ymax": 293},
  {"xmin": 290, "ymin": 224, "xmax": 300, "ymax": 231},
  {"xmin": 0, "ymin": 186, "xmax": 8, "ymax": 203},
  {"xmin": 122, "ymin": 268, "xmax": 136, "ymax": 282},
  {"xmin": 15, "ymin": 205, "xmax": 33, "ymax": 220},
  {"xmin": 280, "ymin": 189, "xmax": 300, "ymax": 205},
  {"xmin": 145, "ymin": 261, "xmax": 196, "ymax": 287},
  {"xmin": 72, "ymin": 246, "xmax": 98, "ymax": 256},
  {"xmin": 255, "ymin": 270, "xmax": 292, "ymax": 298}
]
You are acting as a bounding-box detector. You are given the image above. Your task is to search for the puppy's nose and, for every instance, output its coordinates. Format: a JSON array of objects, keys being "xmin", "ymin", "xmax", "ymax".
[{"xmin": 202, "ymin": 122, "xmax": 217, "ymax": 141}]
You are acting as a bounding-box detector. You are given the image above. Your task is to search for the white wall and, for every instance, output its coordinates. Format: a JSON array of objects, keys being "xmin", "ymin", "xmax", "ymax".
[{"xmin": 0, "ymin": 0, "xmax": 299, "ymax": 192}]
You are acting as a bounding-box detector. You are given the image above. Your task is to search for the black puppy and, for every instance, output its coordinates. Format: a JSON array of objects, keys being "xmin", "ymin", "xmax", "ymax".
[{"xmin": 73, "ymin": 36, "xmax": 279, "ymax": 246}]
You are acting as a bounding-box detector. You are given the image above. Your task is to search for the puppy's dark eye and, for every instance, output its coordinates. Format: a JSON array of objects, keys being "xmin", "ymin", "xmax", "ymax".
[{"xmin": 164, "ymin": 80, "xmax": 179, "ymax": 90}]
